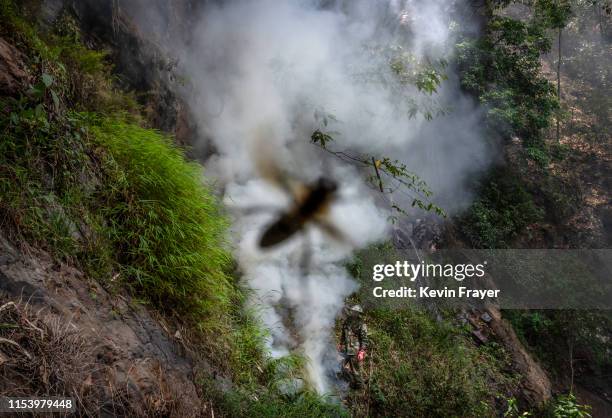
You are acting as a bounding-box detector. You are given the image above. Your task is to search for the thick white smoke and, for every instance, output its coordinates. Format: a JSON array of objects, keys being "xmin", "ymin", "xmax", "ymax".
[{"xmin": 125, "ymin": 0, "xmax": 492, "ymax": 392}]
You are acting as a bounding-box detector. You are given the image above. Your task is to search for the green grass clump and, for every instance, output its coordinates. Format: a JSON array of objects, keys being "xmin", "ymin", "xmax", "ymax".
[
  {"xmin": 216, "ymin": 391, "xmax": 347, "ymax": 418},
  {"xmin": 91, "ymin": 118, "xmax": 232, "ymax": 321},
  {"xmin": 201, "ymin": 376, "xmax": 348, "ymax": 418},
  {"xmin": 0, "ymin": 99, "xmax": 236, "ymax": 327}
]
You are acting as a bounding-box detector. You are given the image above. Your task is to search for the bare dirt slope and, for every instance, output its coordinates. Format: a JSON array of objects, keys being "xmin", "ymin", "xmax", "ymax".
[{"xmin": 0, "ymin": 234, "xmax": 207, "ymax": 417}]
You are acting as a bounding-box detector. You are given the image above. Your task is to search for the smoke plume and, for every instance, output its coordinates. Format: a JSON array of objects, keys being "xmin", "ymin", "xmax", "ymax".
[{"xmin": 124, "ymin": 0, "xmax": 493, "ymax": 392}]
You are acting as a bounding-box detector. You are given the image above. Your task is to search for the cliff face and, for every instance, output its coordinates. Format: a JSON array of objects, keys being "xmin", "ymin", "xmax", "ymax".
[
  {"xmin": 0, "ymin": 38, "xmax": 30, "ymax": 95},
  {"xmin": 37, "ymin": 0, "xmax": 198, "ymax": 143}
]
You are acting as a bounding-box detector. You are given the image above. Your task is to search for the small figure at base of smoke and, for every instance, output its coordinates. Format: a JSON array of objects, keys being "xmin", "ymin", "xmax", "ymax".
[{"xmin": 338, "ymin": 304, "xmax": 368, "ymax": 389}]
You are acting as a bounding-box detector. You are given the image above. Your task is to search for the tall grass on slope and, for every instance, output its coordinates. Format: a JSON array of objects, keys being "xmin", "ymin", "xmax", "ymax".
[
  {"xmin": 92, "ymin": 118, "xmax": 233, "ymax": 324},
  {"xmin": 0, "ymin": 0, "xmax": 272, "ymax": 385}
]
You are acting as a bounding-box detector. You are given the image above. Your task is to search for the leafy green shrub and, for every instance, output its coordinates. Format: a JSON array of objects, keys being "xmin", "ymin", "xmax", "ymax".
[
  {"xmin": 455, "ymin": 10, "xmax": 559, "ymax": 145},
  {"xmin": 526, "ymin": 146, "xmax": 551, "ymax": 168},
  {"xmin": 504, "ymin": 396, "xmax": 532, "ymax": 417},
  {"xmin": 0, "ymin": 75, "xmax": 96, "ymax": 260},
  {"xmin": 550, "ymin": 394, "xmax": 591, "ymax": 418},
  {"xmin": 459, "ymin": 168, "xmax": 544, "ymax": 248}
]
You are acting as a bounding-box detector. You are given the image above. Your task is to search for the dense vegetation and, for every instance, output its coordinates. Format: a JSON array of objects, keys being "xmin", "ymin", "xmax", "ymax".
[
  {"xmin": 455, "ymin": 2, "xmax": 610, "ymax": 416},
  {"xmin": 456, "ymin": 2, "xmax": 561, "ymax": 146},
  {"xmin": 455, "ymin": 0, "xmax": 573, "ymax": 249},
  {"xmin": 459, "ymin": 168, "xmax": 545, "ymax": 248}
]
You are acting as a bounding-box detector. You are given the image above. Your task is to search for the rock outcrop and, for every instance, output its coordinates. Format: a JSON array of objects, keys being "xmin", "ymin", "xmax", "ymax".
[{"xmin": 0, "ymin": 37, "xmax": 29, "ymax": 96}]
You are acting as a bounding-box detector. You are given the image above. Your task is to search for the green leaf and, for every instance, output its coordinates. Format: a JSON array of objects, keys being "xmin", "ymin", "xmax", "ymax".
[
  {"xmin": 42, "ymin": 73, "xmax": 54, "ymax": 88},
  {"xmin": 311, "ymin": 129, "xmax": 334, "ymax": 148},
  {"xmin": 51, "ymin": 89, "xmax": 60, "ymax": 112}
]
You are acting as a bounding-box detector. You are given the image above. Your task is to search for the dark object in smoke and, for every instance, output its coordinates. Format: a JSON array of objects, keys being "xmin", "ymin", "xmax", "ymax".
[
  {"xmin": 251, "ymin": 127, "xmax": 351, "ymax": 253},
  {"xmin": 259, "ymin": 177, "xmax": 342, "ymax": 248}
]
